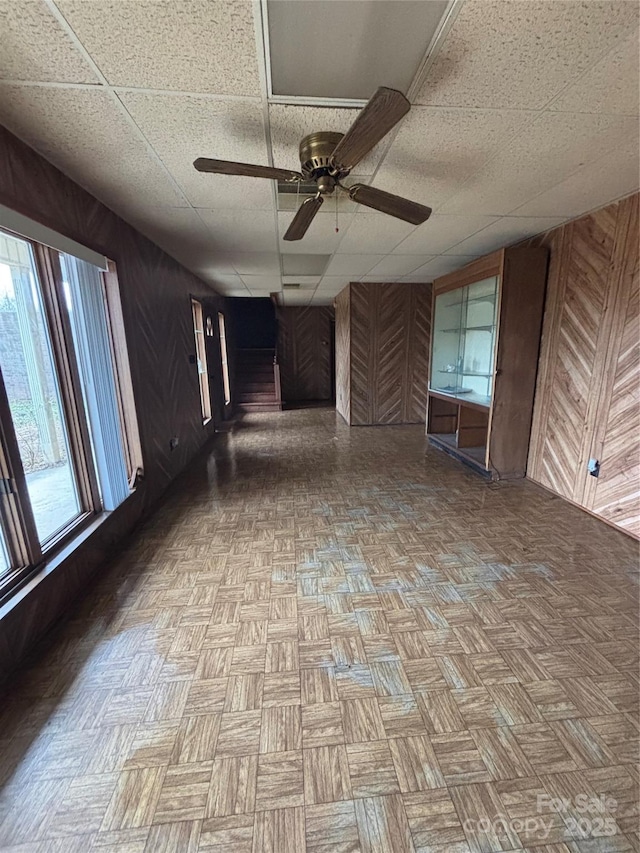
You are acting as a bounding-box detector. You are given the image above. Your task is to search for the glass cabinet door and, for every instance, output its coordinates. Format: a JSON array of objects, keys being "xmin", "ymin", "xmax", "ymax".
[
  {"xmin": 431, "ymin": 286, "xmax": 464, "ymax": 398},
  {"xmin": 430, "ymin": 275, "xmax": 499, "ymax": 407}
]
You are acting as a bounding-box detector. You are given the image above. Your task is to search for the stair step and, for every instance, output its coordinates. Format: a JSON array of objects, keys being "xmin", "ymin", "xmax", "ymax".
[
  {"xmin": 237, "ymin": 393, "xmax": 278, "ymax": 403},
  {"xmin": 237, "ymin": 402, "xmax": 282, "ymax": 413},
  {"xmin": 237, "ymin": 383, "xmax": 276, "ymax": 393}
]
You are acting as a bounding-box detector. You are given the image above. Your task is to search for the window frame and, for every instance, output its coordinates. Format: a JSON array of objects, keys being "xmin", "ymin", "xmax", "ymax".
[
  {"xmin": 103, "ymin": 261, "xmax": 144, "ymax": 486},
  {"xmin": 218, "ymin": 311, "xmax": 231, "ymax": 406},
  {"xmin": 0, "ymin": 226, "xmax": 140, "ymax": 602},
  {"xmin": 191, "ymin": 298, "xmax": 212, "ymax": 424}
]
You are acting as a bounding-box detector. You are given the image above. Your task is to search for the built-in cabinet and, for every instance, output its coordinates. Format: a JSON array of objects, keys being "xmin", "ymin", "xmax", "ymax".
[{"xmin": 427, "ymin": 248, "xmax": 548, "ymax": 479}]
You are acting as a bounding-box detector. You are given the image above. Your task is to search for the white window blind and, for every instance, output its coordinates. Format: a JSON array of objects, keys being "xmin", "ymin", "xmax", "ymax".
[{"xmin": 60, "ymin": 254, "xmax": 130, "ymax": 511}]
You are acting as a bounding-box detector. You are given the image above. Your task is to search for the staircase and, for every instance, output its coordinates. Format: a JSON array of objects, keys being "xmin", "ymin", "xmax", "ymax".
[{"xmin": 235, "ymin": 348, "xmax": 282, "ymax": 413}]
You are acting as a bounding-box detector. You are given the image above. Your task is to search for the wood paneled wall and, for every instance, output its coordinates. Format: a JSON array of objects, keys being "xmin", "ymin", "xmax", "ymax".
[
  {"xmin": 335, "ymin": 288, "xmax": 351, "ymax": 422},
  {"xmin": 0, "ymin": 125, "xmax": 233, "ymax": 675},
  {"xmin": 525, "ymin": 192, "xmax": 639, "ymax": 538},
  {"xmin": 277, "ymin": 306, "xmax": 333, "ymax": 401},
  {"xmin": 335, "ymin": 282, "xmax": 431, "ymax": 426}
]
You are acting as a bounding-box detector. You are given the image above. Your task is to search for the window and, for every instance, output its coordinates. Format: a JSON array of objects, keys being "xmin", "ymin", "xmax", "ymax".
[
  {"xmin": 0, "ymin": 226, "xmax": 140, "ymax": 599},
  {"xmin": 0, "ymin": 235, "xmax": 82, "ymax": 543},
  {"xmin": 191, "ymin": 299, "xmax": 211, "ymax": 423},
  {"xmin": 218, "ymin": 312, "xmax": 231, "ymax": 406}
]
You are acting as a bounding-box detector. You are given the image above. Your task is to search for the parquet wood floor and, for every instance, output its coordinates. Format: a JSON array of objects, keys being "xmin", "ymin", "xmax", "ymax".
[{"xmin": 0, "ymin": 408, "xmax": 638, "ymax": 852}]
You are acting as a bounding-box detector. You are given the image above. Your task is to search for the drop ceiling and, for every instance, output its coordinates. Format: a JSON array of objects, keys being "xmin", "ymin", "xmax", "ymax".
[{"xmin": 0, "ymin": 0, "xmax": 638, "ymax": 306}]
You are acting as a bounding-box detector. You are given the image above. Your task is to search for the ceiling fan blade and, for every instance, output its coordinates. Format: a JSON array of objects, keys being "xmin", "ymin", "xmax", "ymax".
[
  {"xmin": 194, "ymin": 158, "xmax": 302, "ymax": 182},
  {"xmin": 330, "ymin": 87, "xmax": 410, "ymax": 172},
  {"xmin": 283, "ymin": 195, "xmax": 324, "ymax": 241},
  {"xmin": 348, "ymin": 184, "xmax": 431, "ymax": 225}
]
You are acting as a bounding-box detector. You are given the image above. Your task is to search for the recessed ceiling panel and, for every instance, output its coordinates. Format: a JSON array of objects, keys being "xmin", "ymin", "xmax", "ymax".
[
  {"xmin": 282, "ymin": 254, "xmax": 331, "ymax": 276},
  {"xmin": 267, "ymin": 0, "xmax": 449, "ymax": 99}
]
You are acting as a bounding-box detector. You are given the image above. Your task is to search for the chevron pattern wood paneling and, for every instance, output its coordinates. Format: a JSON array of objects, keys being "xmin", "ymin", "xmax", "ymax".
[
  {"xmin": 335, "ymin": 287, "xmax": 351, "ymax": 423},
  {"xmin": 537, "ymin": 208, "xmax": 615, "ymax": 499},
  {"xmin": 591, "ymin": 197, "xmax": 640, "ymax": 537},
  {"xmin": 371, "ymin": 282, "xmax": 406, "ymax": 424},
  {"xmin": 277, "ymin": 307, "xmax": 333, "ymax": 401},
  {"xmin": 404, "ymin": 284, "xmax": 432, "ymax": 424},
  {"xmin": 350, "ymin": 281, "xmax": 375, "ymax": 425},
  {"xmin": 526, "ymin": 192, "xmax": 639, "ymax": 538},
  {"xmin": 337, "ymin": 282, "xmax": 431, "ymax": 426}
]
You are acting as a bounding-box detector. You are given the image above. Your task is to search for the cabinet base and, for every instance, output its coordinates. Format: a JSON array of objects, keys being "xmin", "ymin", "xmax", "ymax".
[{"xmin": 428, "ymin": 433, "xmax": 492, "ymax": 479}]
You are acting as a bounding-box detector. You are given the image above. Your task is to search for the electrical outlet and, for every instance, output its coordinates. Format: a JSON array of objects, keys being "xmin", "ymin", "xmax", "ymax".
[
  {"xmin": 588, "ymin": 458, "xmax": 600, "ymax": 478},
  {"xmin": 169, "ymin": 437, "xmax": 179, "ymax": 451}
]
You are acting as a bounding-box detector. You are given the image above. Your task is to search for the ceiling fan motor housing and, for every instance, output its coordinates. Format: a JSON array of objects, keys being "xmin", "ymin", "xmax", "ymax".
[{"xmin": 299, "ymin": 131, "xmax": 348, "ymax": 191}]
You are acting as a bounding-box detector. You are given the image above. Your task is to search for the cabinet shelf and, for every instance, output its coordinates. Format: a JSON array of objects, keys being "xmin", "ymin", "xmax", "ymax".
[
  {"xmin": 445, "ymin": 294, "xmax": 497, "ymax": 308},
  {"xmin": 440, "ymin": 324, "xmax": 495, "ymax": 334},
  {"xmin": 438, "ymin": 370, "xmax": 493, "ymax": 377}
]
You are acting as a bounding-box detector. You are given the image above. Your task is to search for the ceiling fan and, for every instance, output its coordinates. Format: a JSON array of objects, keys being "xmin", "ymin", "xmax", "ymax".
[{"xmin": 193, "ymin": 87, "xmax": 431, "ymax": 241}]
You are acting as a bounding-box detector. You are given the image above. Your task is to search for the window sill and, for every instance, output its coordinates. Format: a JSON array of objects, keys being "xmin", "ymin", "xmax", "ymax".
[{"xmin": 0, "ymin": 490, "xmax": 137, "ymax": 619}]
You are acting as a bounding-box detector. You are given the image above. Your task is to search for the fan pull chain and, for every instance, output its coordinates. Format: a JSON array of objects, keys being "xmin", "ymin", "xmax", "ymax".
[{"xmin": 335, "ymin": 191, "xmax": 339, "ymax": 233}]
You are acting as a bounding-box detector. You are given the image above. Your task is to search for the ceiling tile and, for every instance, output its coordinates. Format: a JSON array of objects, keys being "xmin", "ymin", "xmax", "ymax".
[
  {"xmin": 324, "ymin": 254, "xmax": 385, "ymax": 277},
  {"xmin": 278, "ymin": 210, "xmax": 354, "ymax": 254},
  {"xmin": 120, "ymin": 93, "xmax": 272, "ymax": 209},
  {"xmin": 198, "ymin": 209, "xmax": 277, "ymax": 253},
  {"xmin": 57, "ymin": 0, "xmax": 261, "ymax": 95},
  {"xmin": 0, "ymin": 85, "xmax": 186, "ymax": 212},
  {"xmin": 392, "ymin": 214, "xmax": 500, "ymax": 255},
  {"xmin": 282, "ymin": 275, "xmax": 321, "ymax": 286},
  {"xmin": 401, "ymin": 255, "xmax": 479, "ymax": 280},
  {"xmin": 365, "ymin": 255, "xmax": 436, "ymax": 279},
  {"xmin": 310, "ymin": 293, "xmax": 333, "ymax": 305},
  {"xmin": 282, "ymin": 291, "xmax": 312, "ymax": 305},
  {"xmin": 124, "ymin": 206, "xmax": 217, "ymax": 268},
  {"xmin": 1, "ymin": 0, "xmax": 97, "ymax": 84},
  {"xmin": 334, "ymin": 212, "xmax": 415, "ymax": 254},
  {"xmin": 444, "ymin": 216, "xmax": 566, "ymax": 256},
  {"xmin": 228, "ymin": 253, "xmax": 281, "ymax": 276},
  {"xmin": 269, "ymin": 104, "xmax": 384, "ymax": 175},
  {"xmin": 316, "ymin": 276, "xmax": 352, "ymax": 295},
  {"xmin": 440, "ymin": 111, "xmax": 639, "ymax": 216},
  {"xmin": 173, "ymin": 256, "xmax": 239, "ymax": 279},
  {"xmin": 200, "ymin": 275, "xmax": 250, "ymax": 296},
  {"xmin": 374, "ymin": 107, "xmax": 534, "ymax": 211},
  {"xmin": 512, "ymin": 138, "xmax": 640, "ymax": 219},
  {"xmin": 281, "ymin": 254, "xmax": 330, "ymax": 276},
  {"xmin": 414, "ymin": 0, "xmax": 639, "ymax": 110},
  {"xmin": 549, "ymin": 32, "xmax": 640, "ymax": 115},
  {"xmin": 239, "ymin": 275, "xmax": 281, "ymax": 291}
]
